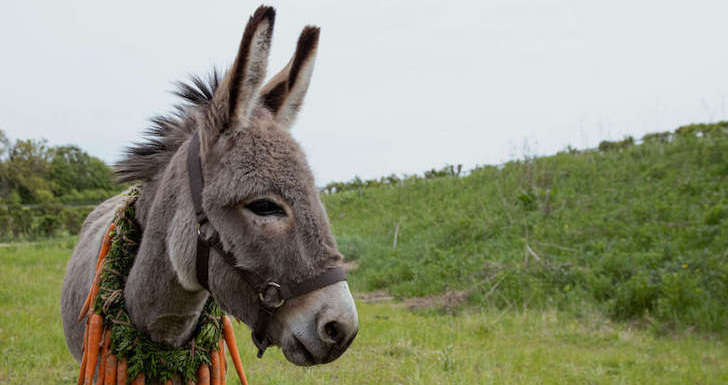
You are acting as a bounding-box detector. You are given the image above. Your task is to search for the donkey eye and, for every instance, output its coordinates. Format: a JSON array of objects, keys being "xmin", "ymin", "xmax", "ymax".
[{"xmin": 246, "ymin": 199, "xmax": 286, "ymax": 217}]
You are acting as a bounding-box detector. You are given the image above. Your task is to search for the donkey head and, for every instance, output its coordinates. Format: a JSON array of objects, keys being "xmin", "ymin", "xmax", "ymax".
[{"xmin": 193, "ymin": 6, "xmax": 358, "ymax": 365}]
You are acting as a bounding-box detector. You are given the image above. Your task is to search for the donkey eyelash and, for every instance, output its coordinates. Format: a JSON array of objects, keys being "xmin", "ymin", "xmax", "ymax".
[{"xmin": 245, "ymin": 199, "xmax": 287, "ymax": 217}]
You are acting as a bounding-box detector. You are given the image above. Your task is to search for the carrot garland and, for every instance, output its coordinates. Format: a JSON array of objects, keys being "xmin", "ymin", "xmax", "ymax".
[{"xmin": 76, "ymin": 190, "xmax": 251, "ymax": 385}]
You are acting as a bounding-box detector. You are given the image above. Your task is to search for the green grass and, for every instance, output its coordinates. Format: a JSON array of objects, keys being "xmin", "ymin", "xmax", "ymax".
[
  {"xmin": 2, "ymin": 122, "xmax": 728, "ymax": 383},
  {"xmin": 0, "ymin": 238, "xmax": 80, "ymax": 384},
  {"xmin": 325, "ymin": 123, "xmax": 728, "ymax": 333},
  {"xmin": 1, "ymin": 240, "xmax": 727, "ymax": 384}
]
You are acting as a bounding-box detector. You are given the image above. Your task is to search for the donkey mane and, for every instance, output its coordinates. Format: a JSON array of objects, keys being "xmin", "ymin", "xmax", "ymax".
[
  {"xmin": 114, "ymin": 71, "xmax": 221, "ymax": 183},
  {"xmin": 115, "ymin": 18, "xmax": 320, "ymax": 185}
]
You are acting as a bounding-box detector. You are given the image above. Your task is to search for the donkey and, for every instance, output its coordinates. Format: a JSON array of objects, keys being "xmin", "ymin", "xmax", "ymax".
[{"xmin": 60, "ymin": 5, "xmax": 359, "ymax": 373}]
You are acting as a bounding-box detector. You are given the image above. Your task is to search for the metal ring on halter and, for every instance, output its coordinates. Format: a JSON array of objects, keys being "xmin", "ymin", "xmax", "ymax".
[{"xmin": 258, "ymin": 282, "xmax": 286, "ymax": 308}]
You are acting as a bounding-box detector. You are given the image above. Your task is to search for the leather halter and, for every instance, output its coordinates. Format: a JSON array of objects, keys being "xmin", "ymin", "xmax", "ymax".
[{"xmin": 186, "ymin": 131, "xmax": 346, "ymax": 358}]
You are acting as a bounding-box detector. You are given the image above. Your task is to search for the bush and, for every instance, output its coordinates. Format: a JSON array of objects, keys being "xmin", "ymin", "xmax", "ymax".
[
  {"xmin": 0, "ymin": 204, "xmax": 95, "ymax": 241},
  {"xmin": 610, "ymin": 271, "xmax": 660, "ymax": 320}
]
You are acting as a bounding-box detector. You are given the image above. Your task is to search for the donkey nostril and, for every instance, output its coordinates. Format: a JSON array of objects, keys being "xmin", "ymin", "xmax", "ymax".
[{"xmin": 323, "ymin": 321, "xmax": 343, "ymax": 344}]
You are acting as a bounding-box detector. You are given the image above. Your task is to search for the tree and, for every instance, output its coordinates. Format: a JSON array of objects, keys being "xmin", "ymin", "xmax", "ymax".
[
  {"xmin": 49, "ymin": 145, "xmax": 113, "ymax": 196},
  {"xmin": 0, "ymin": 129, "xmax": 9, "ymax": 160},
  {"xmin": 5, "ymin": 138, "xmax": 54, "ymax": 203},
  {"xmin": 0, "ymin": 129, "xmax": 9, "ymax": 199}
]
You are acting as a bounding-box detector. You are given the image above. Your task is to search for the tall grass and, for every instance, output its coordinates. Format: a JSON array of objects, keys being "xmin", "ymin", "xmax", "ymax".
[{"xmin": 325, "ymin": 123, "xmax": 728, "ymax": 333}]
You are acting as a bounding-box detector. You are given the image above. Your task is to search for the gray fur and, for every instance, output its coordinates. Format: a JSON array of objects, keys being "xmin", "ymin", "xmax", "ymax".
[{"xmin": 61, "ymin": 6, "xmax": 358, "ymax": 381}]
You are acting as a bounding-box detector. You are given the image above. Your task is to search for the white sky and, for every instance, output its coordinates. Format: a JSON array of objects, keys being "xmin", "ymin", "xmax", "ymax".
[{"xmin": 2, "ymin": 1, "xmax": 727, "ymax": 185}]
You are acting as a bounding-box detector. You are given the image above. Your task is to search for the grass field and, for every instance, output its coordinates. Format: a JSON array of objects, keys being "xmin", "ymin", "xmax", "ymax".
[
  {"xmin": 1, "ymin": 238, "xmax": 726, "ymax": 384},
  {"xmin": 326, "ymin": 124, "xmax": 728, "ymax": 333}
]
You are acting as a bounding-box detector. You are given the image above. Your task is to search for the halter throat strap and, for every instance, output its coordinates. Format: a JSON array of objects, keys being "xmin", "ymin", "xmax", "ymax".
[{"xmin": 186, "ymin": 131, "xmax": 346, "ymax": 358}]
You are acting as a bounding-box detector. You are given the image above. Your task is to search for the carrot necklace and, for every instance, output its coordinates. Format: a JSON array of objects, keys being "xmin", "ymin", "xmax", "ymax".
[{"xmin": 77, "ymin": 189, "xmax": 249, "ymax": 385}]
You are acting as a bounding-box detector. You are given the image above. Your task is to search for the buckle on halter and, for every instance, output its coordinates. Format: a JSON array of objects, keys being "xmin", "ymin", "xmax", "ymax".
[
  {"xmin": 259, "ymin": 281, "xmax": 286, "ymax": 308},
  {"xmin": 196, "ymin": 216, "xmax": 209, "ymax": 237}
]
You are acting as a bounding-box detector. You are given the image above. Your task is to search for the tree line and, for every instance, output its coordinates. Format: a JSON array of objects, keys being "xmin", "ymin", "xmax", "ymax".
[
  {"xmin": 0, "ymin": 129, "xmax": 124, "ymax": 239},
  {"xmin": 322, "ymin": 121, "xmax": 728, "ymax": 195},
  {"xmin": 2, "ymin": 121, "xmax": 726, "ymax": 240}
]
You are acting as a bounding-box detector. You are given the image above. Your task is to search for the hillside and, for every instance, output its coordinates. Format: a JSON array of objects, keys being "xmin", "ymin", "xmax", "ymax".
[{"xmin": 324, "ymin": 122, "xmax": 728, "ymax": 333}]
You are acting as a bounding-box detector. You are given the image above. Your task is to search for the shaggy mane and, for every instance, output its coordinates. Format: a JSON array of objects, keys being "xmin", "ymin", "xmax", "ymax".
[{"xmin": 114, "ymin": 71, "xmax": 221, "ymax": 183}]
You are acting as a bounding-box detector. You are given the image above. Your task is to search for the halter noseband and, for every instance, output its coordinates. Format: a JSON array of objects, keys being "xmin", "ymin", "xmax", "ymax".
[{"xmin": 186, "ymin": 131, "xmax": 346, "ymax": 358}]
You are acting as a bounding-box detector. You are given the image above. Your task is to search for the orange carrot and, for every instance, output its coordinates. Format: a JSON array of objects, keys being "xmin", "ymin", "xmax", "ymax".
[
  {"xmin": 78, "ymin": 224, "xmax": 115, "ymax": 321},
  {"xmin": 219, "ymin": 340, "xmax": 226, "ymax": 385},
  {"xmin": 222, "ymin": 316, "xmax": 248, "ymax": 385},
  {"xmin": 98, "ymin": 354, "xmax": 106, "ymax": 384},
  {"xmin": 197, "ymin": 364, "xmax": 210, "ymax": 385},
  {"xmin": 82, "ymin": 251, "xmax": 106, "ymax": 316},
  {"xmin": 116, "ymin": 358, "xmax": 127, "ymax": 385},
  {"xmin": 78, "ymin": 294, "xmax": 92, "ymax": 322},
  {"xmin": 210, "ymin": 346, "xmax": 221, "ymax": 385},
  {"xmin": 77, "ymin": 352, "xmax": 87, "ymax": 385},
  {"xmin": 77, "ymin": 264, "xmax": 101, "ymax": 321},
  {"xmin": 84, "ymin": 314, "xmax": 104, "ymax": 385},
  {"xmin": 98, "ymin": 330, "xmax": 111, "ymax": 384},
  {"xmin": 222, "ymin": 351, "xmax": 227, "ymax": 385},
  {"xmin": 104, "ymin": 354, "xmax": 117, "ymax": 385},
  {"xmin": 78, "ymin": 322, "xmax": 89, "ymax": 385},
  {"xmin": 131, "ymin": 372, "xmax": 145, "ymax": 385},
  {"xmin": 87, "ymin": 270, "xmax": 103, "ymax": 309}
]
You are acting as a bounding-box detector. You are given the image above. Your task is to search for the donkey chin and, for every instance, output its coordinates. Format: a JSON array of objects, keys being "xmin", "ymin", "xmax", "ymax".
[{"xmin": 270, "ymin": 281, "xmax": 359, "ymax": 366}]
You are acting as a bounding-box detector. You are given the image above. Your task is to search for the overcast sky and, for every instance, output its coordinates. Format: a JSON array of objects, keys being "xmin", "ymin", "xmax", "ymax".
[{"xmin": 2, "ymin": 1, "xmax": 727, "ymax": 184}]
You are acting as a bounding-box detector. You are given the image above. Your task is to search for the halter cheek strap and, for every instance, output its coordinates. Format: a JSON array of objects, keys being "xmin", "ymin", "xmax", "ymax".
[{"xmin": 186, "ymin": 131, "xmax": 346, "ymax": 358}]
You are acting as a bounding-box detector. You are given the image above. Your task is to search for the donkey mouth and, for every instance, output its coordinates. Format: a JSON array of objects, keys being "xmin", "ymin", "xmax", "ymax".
[
  {"xmin": 285, "ymin": 329, "xmax": 358, "ymax": 366},
  {"xmin": 289, "ymin": 336, "xmax": 318, "ymax": 366}
]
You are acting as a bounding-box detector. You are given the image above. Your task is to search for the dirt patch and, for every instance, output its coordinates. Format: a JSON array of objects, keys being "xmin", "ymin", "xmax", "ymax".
[
  {"xmin": 401, "ymin": 290, "xmax": 470, "ymax": 312},
  {"xmin": 355, "ymin": 290, "xmax": 394, "ymax": 303},
  {"xmin": 355, "ymin": 289, "xmax": 470, "ymax": 312}
]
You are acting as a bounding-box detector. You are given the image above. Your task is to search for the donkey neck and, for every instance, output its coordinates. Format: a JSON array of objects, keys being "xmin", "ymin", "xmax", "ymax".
[{"xmin": 124, "ymin": 140, "xmax": 209, "ymax": 347}]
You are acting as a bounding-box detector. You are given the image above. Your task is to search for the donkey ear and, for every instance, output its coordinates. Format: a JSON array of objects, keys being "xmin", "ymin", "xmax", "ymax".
[
  {"xmin": 258, "ymin": 26, "xmax": 320, "ymax": 130},
  {"xmin": 210, "ymin": 6, "xmax": 275, "ymax": 136}
]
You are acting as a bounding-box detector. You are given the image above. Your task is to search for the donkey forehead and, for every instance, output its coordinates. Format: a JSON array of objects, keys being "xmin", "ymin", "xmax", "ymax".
[{"xmin": 212, "ymin": 120, "xmax": 317, "ymax": 202}]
